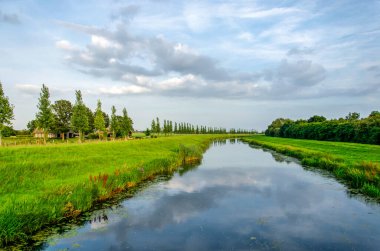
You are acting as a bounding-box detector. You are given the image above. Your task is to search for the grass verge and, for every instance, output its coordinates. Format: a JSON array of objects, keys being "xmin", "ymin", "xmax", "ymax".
[
  {"xmin": 0, "ymin": 135, "xmax": 232, "ymax": 247},
  {"xmin": 242, "ymin": 135, "xmax": 380, "ymax": 199}
]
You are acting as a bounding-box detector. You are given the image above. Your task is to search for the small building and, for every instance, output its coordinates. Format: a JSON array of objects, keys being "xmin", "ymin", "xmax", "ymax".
[
  {"xmin": 58, "ymin": 131, "xmax": 76, "ymax": 139},
  {"xmin": 33, "ymin": 128, "xmax": 57, "ymax": 138}
]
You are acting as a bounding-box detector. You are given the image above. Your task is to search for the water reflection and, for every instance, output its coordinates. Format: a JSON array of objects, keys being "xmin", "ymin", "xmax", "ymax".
[{"xmin": 43, "ymin": 141, "xmax": 380, "ymax": 251}]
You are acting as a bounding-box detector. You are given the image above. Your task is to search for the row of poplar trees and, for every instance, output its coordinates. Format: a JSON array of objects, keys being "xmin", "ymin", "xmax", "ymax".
[
  {"xmin": 150, "ymin": 118, "xmax": 228, "ymax": 135},
  {"xmin": 29, "ymin": 84, "xmax": 133, "ymax": 144}
]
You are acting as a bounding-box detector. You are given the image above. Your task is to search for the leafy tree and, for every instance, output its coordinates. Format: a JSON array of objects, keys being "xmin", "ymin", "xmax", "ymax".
[
  {"xmin": 144, "ymin": 128, "xmax": 151, "ymax": 136},
  {"xmin": 156, "ymin": 117, "xmax": 161, "ymax": 135},
  {"xmin": 52, "ymin": 100, "xmax": 72, "ymax": 140},
  {"xmin": 307, "ymin": 115, "xmax": 326, "ymax": 123},
  {"xmin": 71, "ymin": 90, "xmax": 89, "ymax": 143},
  {"xmin": 0, "ymin": 82, "xmax": 14, "ymax": 146},
  {"xmin": 94, "ymin": 100, "xmax": 106, "ymax": 140},
  {"xmin": 84, "ymin": 105, "xmax": 94, "ymax": 133},
  {"xmin": 346, "ymin": 112, "xmax": 360, "ymax": 121},
  {"xmin": 265, "ymin": 118, "xmax": 293, "ymax": 137},
  {"xmin": 36, "ymin": 84, "xmax": 55, "ymax": 144},
  {"xmin": 110, "ymin": 105, "xmax": 118, "ymax": 140},
  {"xmin": 120, "ymin": 108, "xmax": 132, "ymax": 140},
  {"xmin": 27, "ymin": 119, "xmax": 37, "ymax": 134},
  {"xmin": 151, "ymin": 119, "xmax": 156, "ymax": 135},
  {"xmin": 2, "ymin": 125, "xmax": 15, "ymax": 137},
  {"xmin": 103, "ymin": 112, "xmax": 110, "ymax": 128},
  {"xmin": 369, "ymin": 111, "xmax": 380, "ymax": 118}
]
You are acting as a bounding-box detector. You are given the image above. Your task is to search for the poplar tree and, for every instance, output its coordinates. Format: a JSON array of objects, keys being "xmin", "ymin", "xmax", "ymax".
[
  {"xmin": 151, "ymin": 119, "xmax": 156, "ymax": 135},
  {"xmin": 94, "ymin": 100, "xmax": 106, "ymax": 140},
  {"xmin": 156, "ymin": 117, "xmax": 161, "ymax": 135},
  {"xmin": 120, "ymin": 107, "xmax": 132, "ymax": 140},
  {"xmin": 110, "ymin": 105, "xmax": 118, "ymax": 140},
  {"xmin": 71, "ymin": 90, "xmax": 89, "ymax": 143},
  {"xmin": 0, "ymin": 82, "xmax": 14, "ymax": 146},
  {"xmin": 36, "ymin": 84, "xmax": 55, "ymax": 144}
]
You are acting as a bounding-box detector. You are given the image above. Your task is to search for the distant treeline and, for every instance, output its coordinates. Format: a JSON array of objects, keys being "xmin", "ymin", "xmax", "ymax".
[
  {"xmin": 149, "ymin": 118, "xmax": 256, "ymax": 135},
  {"xmin": 265, "ymin": 112, "xmax": 380, "ymax": 145}
]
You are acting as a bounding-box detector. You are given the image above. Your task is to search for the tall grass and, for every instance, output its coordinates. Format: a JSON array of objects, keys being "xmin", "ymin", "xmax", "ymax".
[
  {"xmin": 243, "ymin": 136, "xmax": 380, "ymax": 199},
  {"xmin": 0, "ymin": 135, "xmax": 230, "ymax": 247}
]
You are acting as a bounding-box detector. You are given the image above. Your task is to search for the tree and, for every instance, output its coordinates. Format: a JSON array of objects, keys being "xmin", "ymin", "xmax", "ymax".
[
  {"xmin": 156, "ymin": 117, "xmax": 161, "ymax": 135},
  {"xmin": 36, "ymin": 84, "xmax": 55, "ymax": 144},
  {"xmin": 71, "ymin": 90, "xmax": 89, "ymax": 143},
  {"xmin": 94, "ymin": 100, "xmax": 106, "ymax": 140},
  {"xmin": 346, "ymin": 112, "xmax": 360, "ymax": 121},
  {"xmin": 151, "ymin": 119, "xmax": 156, "ymax": 135},
  {"xmin": 27, "ymin": 119, "xmax": 37, "ymax": 134},
  {"xmin": 102, "ymin": 112, "xmax": 110, "ymax": 128},
  {"xmin": 0, "ymin": 82, "xmax": 14, "ymax": 146},
  {"xmin": 307, "ymin": 115, "xmax": 326, "ymax": 123},
  {"xmin": 120, "ymin": 108, "xmax": 132, "ymax": 140},
  {"xmin": 52, "ymin": 100, "xmax": 72, "ymax": 140},
  {"xmin": 369, "ymin": 111, "xmax": 380, "ymax": 118},
  {"xmin": 84, "ymin": 105, "xmax": 94, "ymax": 133},
  {"xmin": 110, "ymin": 105, "xmax": 118, "ymax": 140},
  {"xmin": 144, "ymin": 128, "xmax": 151, "ymax": 136}
]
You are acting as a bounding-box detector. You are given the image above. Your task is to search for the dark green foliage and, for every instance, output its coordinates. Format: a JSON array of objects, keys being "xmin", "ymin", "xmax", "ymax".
[
  {"xmin": 84, "ymin": 105, "xmax": 94, "ymax": 133},
  {"xmin": 144, "ymin": 128, "xmax": 151, "ymax": 136},
  {"xmin": 110, "ymin": 106, "xmax": 118, "ymax": 139},
  {"xmin": 265, "ymin": 112, "xmax": 380, "ymax": 145},
  {"xmin": 71, "ymin": 90, "xmax": 89, "ymax": 142},
  {"xmin": 94, "ymin": 100, "xmax": 106, "ymax": 139},
  {"xmin": 1, "ymin": 126, "xmax": 15, "ymax": 137},
  {"xmin": 150, "ymin": 117, "xmax": 255, "ymax": 135},
  {"xmin": 120, "ymin": 108, "xmax": 133, "ymax": 139},
  {"xmin": 0, "ymin": 82, "xmax": 14, "ymax": 145},
  {"xmin": 35, "ymin": 84, "xmax": 55, "ymax": 144},
  {"xmin": 307, "ymin": 115, "xmax": 327, "ymax": 123},
  {"xmin": 26, "ymin": 119, "xmax": 37, "ymax": 133},
  {"xmin": 52, "ymin": 100, "xmax": 73, "ymax": 138}
]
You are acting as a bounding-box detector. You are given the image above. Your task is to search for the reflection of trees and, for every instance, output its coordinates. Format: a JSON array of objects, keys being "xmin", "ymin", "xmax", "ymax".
[
  {"xmin": 178, "ymin": 163, "xmax": 200, "ymax": 176},
  {"xmin": 213, "ymin": 139, "xmax": 227, "ymax": 146}
]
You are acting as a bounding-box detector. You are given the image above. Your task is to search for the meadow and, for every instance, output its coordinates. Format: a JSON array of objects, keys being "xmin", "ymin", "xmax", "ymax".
[
  {"xmin": 243, "ymin": 135, "xmax": 380, "ymax": 198},
  {"xmin": 0, "ymin": 135, "xmax": 230, "ymax": 247}
]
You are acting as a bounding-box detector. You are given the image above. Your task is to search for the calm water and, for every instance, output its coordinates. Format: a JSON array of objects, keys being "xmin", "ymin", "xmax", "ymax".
[{"xmin": 42, "ymin": 140, "xmax": 380, "ymax": 251}]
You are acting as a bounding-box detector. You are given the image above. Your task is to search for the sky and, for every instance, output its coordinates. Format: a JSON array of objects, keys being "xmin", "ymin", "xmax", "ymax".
[{"xmin": 1, "ymin": 0, "xmax": 379, "ymax": 131}]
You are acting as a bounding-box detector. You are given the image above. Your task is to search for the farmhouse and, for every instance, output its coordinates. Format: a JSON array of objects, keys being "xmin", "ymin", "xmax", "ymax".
[{"xmin": 33, "ymin": 128, "xmax": 56, "ymax": 138}]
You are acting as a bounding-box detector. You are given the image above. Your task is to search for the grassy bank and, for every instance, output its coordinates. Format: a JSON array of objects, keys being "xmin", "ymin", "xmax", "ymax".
[
  {"xmin": 0, "ymin": 135, "xmax": 230, "ymax": 247},
  {"xmin": 243, "ymin": 136, "xmax": 380, "ymax": 199}
]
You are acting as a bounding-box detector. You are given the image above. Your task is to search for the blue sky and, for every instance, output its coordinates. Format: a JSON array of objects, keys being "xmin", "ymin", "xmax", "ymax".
[{"xmin": 1, "ymin": 0, "xmax": 379, "ymax": 130}]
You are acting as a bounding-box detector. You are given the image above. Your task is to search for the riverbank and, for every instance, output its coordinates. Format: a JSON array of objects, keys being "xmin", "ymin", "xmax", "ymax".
[
  {"xmin": 0, "ymin": 135, "xmax": 234, "ymax": 247},
  {"xmin": 243, "ymin": 136, "xmax": 380, "ymax": 199}
]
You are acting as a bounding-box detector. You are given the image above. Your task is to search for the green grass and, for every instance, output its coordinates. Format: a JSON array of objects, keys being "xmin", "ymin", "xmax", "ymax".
[
  {"xmin": 0, "ymin": 134, "xmax": 231, "ymax": 247},
  {"xmin": 243, "ymin": 135, "xmax": 380, "ymax": 199}
]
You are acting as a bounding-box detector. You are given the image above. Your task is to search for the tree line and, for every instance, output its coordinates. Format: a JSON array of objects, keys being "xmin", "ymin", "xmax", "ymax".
[
  {"xmin": 149, "ymin": 118, "xmax": 255, "ymax": 135},
  {"xmin": 0, "ymin": 83, "xmax": 134, "ymax": 144},
  {"xmin": 0, "ymin": 81, "xmax": 256, "ymax": 145},
  {"xmin": 265, "ymin": 112, "xmax": 380, "ymax": 144}
]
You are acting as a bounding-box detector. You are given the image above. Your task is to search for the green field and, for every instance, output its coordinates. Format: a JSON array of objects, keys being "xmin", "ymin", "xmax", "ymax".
[
  {"xmin": 243, "ymin": 135, "xmax": 380, "ymax": 198},
  {"xmin": 0, "ymin": 135, "xmax": 230, "ymax": 247}
]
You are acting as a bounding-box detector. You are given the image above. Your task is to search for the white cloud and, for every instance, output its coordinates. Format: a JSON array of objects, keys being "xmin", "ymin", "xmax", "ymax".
[
  {"xmin": 99, "ymin": 85, "xmax": 151, "ymax": 95},
  {"xmin": 55, "ymin": 40, "xmax": 76, "ymax": 51},
  {"xmin": 157, "ymin": 74, "xmax": 198, "ymax": 90},
  {"xmin": 15, "ymin": 84, "xmax": 40, "ymax": 95},
  {"xmin": 91, "ymin": 35, "xmax": 122, "ymax": 49},
  {"xmin": 237, "ymin": 32, "xmax": 254, "ymax": 42}
]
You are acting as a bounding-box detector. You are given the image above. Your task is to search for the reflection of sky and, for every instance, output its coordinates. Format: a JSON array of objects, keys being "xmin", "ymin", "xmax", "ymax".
[{"xmin": 46, "ymin": 142, "xmax": 380, "ymax": 251}]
